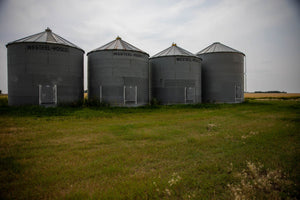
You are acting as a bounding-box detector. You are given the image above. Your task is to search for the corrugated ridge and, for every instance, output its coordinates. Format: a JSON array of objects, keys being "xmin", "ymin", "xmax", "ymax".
[
  {"xmin": 88, "ymin": 37, "xmax": 148, "ymax": 55},
  {"xmin": 6, "ymin": 28, "xmax": 84, "ymax": 52},
  {"xmin": 197, "ymin": 42, "xmax": 244, "ymax": 55},
  {"xmin": 151, "ymin": 44, "xmax": 197, "ymax": 58}
]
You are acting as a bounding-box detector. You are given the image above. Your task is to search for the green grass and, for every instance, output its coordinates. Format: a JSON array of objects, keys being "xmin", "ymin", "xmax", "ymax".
[{"xmin": 0, "ymin": 98, "xmax": 299, "ymax": 199}]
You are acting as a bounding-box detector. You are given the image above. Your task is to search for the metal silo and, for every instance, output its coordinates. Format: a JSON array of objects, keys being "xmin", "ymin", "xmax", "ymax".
[
  {"xmin": 6, "ymin": 28, "xmax": 84, "ymax": 106},
  {"xmin": 87, "ymin": 36, "xmax": 149, "ymax": 106},
  {"xmin": 150, "ymin": 43, "xmax": 202, "ymax": 105},
  {"xmin": 196, "ymin": 42, "xmax": 245, "ymax": 103}
]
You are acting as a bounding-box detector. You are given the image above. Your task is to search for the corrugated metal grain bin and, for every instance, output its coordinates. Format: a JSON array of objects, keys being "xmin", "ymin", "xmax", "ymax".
[
  {"xmin": 150, "ymin": 43, "xmax": 202, "ymax": 104},
  {"xmin": 196, "ymin": 42, "xmax": 245, "ymax": 103},
  {"xmin": 6, "ymin": 28, "xmax": 84, "ymax": 106},
  {"xmin": 87, "ymin": 36, "xmax": 149, "ymax": 106}
]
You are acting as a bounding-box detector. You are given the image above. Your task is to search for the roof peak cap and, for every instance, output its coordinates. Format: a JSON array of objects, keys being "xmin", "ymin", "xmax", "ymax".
[
  {"xmin": 45, "ymin": 27, "xmax": 52, "ymax": 32},
  {"xmin": 172, "ymin": 43, "xmax": 177, "ymax": 46},
  {"xmin": 116, "ymin": 36, "xmax": 122, "ymax": 40}
]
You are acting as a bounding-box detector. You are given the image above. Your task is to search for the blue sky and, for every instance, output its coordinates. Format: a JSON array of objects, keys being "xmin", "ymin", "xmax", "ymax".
[{"xmin": 0, "ymin": 0, "xmax": 299, "ymax": 93}]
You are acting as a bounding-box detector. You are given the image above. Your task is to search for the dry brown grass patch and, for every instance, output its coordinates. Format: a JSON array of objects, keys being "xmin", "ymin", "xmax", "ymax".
[
  {"xmin": 228, "ymin": 161, "xmax": 293, "ymax": 200},
  {"xmin": 244, "ymin": 93, "xmax": 300, "ymax": 98}
]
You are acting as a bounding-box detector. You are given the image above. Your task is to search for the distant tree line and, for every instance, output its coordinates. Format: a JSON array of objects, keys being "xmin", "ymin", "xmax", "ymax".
[{"xmin": 254, "ymin": 91, "xmax": 287, "ymax": 93}]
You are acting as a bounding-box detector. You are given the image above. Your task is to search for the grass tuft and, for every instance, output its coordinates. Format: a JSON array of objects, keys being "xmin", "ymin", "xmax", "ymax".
[{"xmin": 228, "ymin": 161, "xmax": 296, "ymax": 199}]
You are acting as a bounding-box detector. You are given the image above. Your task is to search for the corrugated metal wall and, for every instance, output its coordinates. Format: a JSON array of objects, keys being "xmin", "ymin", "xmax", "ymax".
[
  {"xmin": 7, "ymin": 43, "xmax": 84, "ymax": 105},
  {"xmin": 88, "ymin": 50, "xmax": 149, "ymax": 106},
  {"xmin": 197, "ymin": 52, "xmax": 244, "ymax": 103},
  {"xmin": 150, "ymin": 56, "xmax": 202, "ymax": 104}
]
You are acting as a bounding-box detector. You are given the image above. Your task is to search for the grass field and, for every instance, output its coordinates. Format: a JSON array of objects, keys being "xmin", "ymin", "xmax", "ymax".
[{"xmin": 0, "ymin": 97, "xmax": 299, "ymax": 199}]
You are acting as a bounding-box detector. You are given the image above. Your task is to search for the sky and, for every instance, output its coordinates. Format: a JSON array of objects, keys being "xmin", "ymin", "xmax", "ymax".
[{"xmin": 0, "ymin": 0, "xmax": 299, "ymax": 93}]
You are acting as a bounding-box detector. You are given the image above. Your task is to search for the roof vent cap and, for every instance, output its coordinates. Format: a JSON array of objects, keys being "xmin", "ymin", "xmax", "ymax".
[
  {"xmin": 45, "ymin": 27, "xmax": 52, "ymax": 32},
  {"xmin": 116, "ymin": 36, "xmax": 121, "ymax": 40},
  {"xmin": 172, "ymin": 43, "xmax": 177, "ymax": 46}
]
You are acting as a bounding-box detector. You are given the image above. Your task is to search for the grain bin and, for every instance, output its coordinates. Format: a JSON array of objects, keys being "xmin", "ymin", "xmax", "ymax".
[
  {"xmin": 196, "ymin": 42, "xmax": 245, "ymax": 103},
  {"xmin": 87, "ymin": 36, "xmax": 149, "ymax": 106},
  {"xmin": 6, "ymin": 28, "xmax": 84, "ymax": 106},
  {"xmin": 150, "ymin": 43, "xmax": 202, "ymax": 104}
]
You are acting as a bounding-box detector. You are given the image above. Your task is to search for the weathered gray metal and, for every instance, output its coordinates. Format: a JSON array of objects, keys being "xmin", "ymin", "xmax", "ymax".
[
  {"xmin": 6, "ymin": 28, "xmax": 84, "ymax": 106},
  {"xmin": 196, "ymin": 42, "xmax": 245, "ymax": 103},
  {"xmin": 150, "ymin": 43, "xmax": 202, "ymax": 105},
  {"xmin": 87, "ymin": 36, "xmax": 149, "ymax": 106}
]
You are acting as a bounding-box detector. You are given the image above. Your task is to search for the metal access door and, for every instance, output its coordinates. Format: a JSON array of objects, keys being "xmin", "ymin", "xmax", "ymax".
[
  {"xmin": 39, "ymin": 85, "xmax": 57, "ymax": 105},
  {"xmin": 99, "ymin": 85, "xmax": 103, "ymax": 103},
  {"xmin": 124, "ymin": 85, "xmax": 137, "ymax": 104},
  {"xmin": 185, "ymin": 87, "xmax": 195, "ymax": 103},
  {"xmin": 235, "ymin": 84, "xmax": 242, "ymax": 102}
]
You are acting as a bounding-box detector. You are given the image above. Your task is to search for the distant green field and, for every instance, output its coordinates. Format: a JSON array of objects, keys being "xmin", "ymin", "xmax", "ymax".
[{"xmin": 0, "ymin": 98, "xmax": 299, "ymax": 199}]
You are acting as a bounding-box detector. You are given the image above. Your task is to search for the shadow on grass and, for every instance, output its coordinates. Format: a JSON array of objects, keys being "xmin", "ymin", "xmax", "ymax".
[
  {"xmin": 0, "ymin": 103, "xmax": 223, "ymax": 118},
  {"xmin": 0, "ymin": 105, "xmax": 79, "ymax": 117},
  {"xmin": 1, "ymin": 96, "xmax": 297, "ymax": 118}
]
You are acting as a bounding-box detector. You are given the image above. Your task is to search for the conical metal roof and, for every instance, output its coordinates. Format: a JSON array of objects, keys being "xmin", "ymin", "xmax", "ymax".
[
  {"xmin": 6, "ymin": 27, "xmax": 84, "ymax": 52},
  {"xmin": 151, "ymin": 43, "xmax": 197, "ymax": 58},
  {"xmin": 196, "ymin": 42, "xmax": 244, "ymax": 56},
  {"xmin": 88, "ymin": 36, "xmax": 148, "ymax": 55}
]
